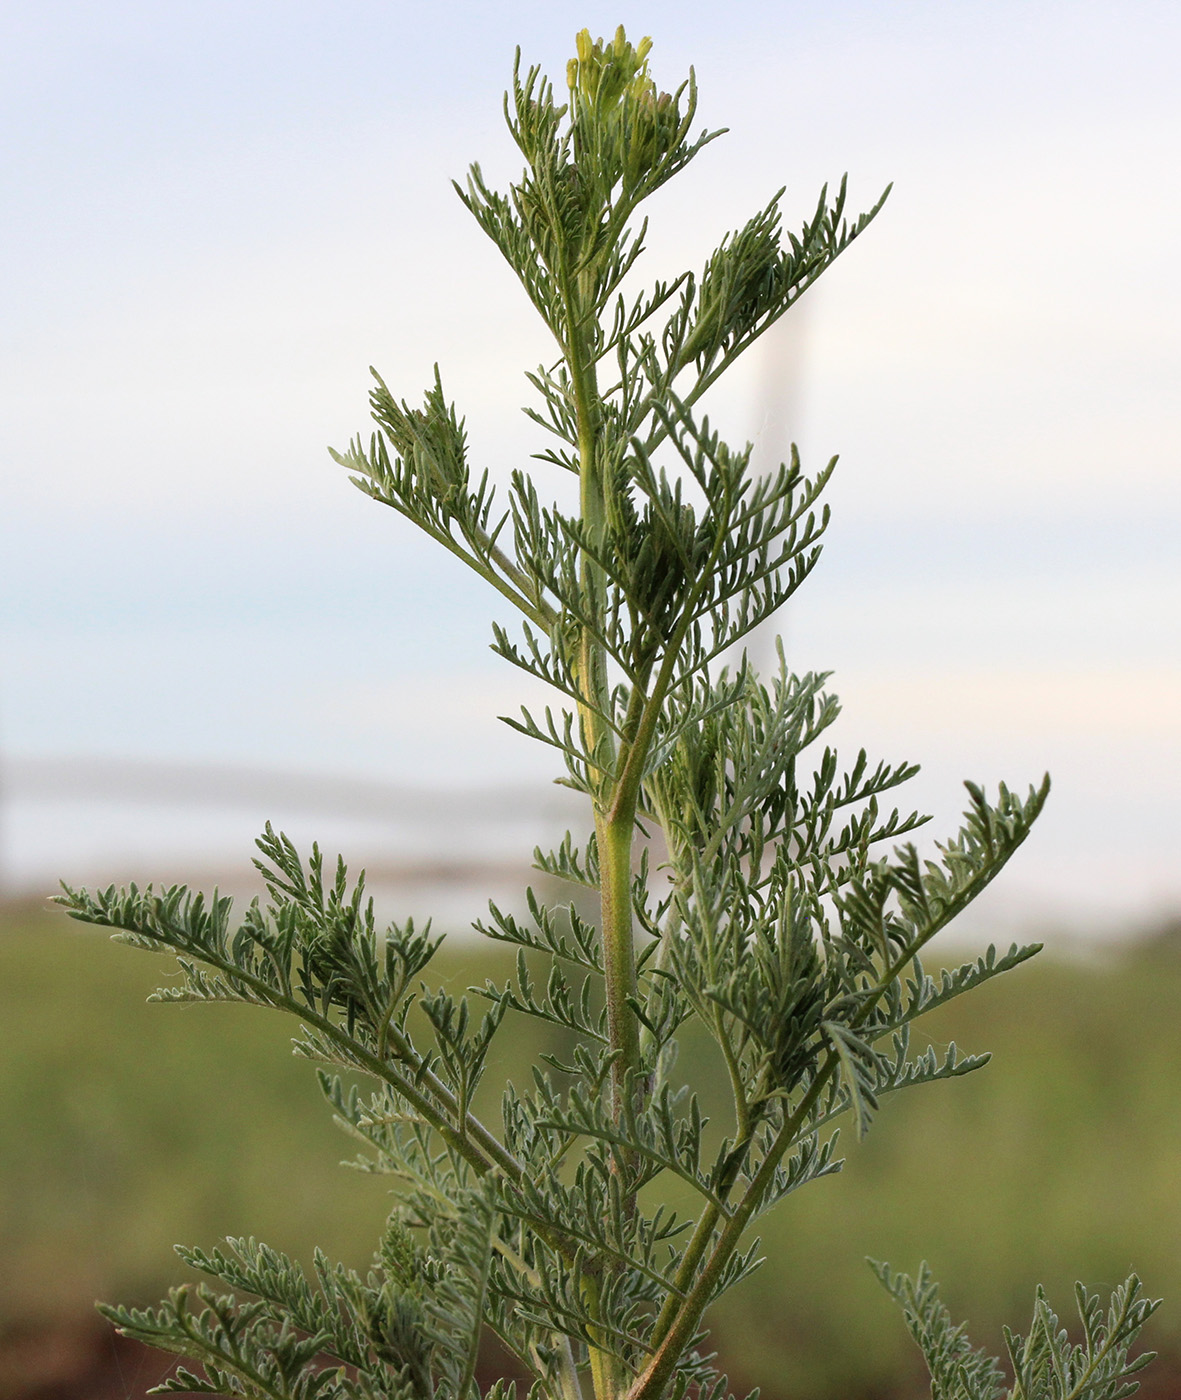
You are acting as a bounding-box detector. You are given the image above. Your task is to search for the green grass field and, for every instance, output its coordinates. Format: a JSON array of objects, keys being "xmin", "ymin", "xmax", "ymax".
[{"xmin": 2, "ymin": 902, "xmax": 1179, "ymax": 1398}]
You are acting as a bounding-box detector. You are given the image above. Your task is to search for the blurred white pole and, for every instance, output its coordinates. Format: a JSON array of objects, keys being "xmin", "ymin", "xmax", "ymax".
[{"xmin": 746, "ymin": 295, "xmax": 812, "ymax": 677}]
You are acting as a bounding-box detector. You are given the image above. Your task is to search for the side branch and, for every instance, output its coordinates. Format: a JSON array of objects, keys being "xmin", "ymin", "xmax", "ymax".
[{"xmin": 632, "ymin": 1060, "xmax": 839, "ymax": 1400}]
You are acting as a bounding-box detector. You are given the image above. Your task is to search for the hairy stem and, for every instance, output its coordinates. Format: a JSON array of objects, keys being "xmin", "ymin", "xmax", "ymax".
[
  {"xmin": 634, "ymin": 1060, "xmax": 838, "ymax": 1400},
  {"xmin": 562, "ymin": 249, "xmax": 640, "ymax": 1400}
]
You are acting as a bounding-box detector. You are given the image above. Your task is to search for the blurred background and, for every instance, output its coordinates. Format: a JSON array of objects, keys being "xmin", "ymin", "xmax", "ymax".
[{"xmin": 1, "ymin": 1, "xmax": 1178, "ymax": 1396}]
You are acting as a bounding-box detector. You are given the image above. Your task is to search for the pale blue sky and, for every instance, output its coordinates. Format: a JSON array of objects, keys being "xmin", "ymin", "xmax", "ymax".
[{"xmin": 2, "ymin": 1, "xmax": 1178, "ymax": 930}]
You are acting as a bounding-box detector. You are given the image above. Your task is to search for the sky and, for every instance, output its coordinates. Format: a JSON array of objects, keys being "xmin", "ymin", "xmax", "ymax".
[{"xmin": 1, "ymin": 0, "xmax": 1178, "ymax": 935}]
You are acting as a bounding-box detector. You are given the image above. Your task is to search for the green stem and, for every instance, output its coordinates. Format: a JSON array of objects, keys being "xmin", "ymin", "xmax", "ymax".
[
  {"xmin": 648, "ymin": 1204, "xmax": 718, "ymax": 1345},
  {"xmin": 633, "ymin": 1060, "xmax": 838, "ymax": 1400},
  {"xmin": 562, "ymin": 247, "xmax": 638, "ymax": 1400},
  {"xmin": 598, "ymin": 807, "xmax": 643, "ymax": 1127},
  {"xmin": 559, "ymin": 254, "xmax": 646, "ymax": 1142},
  {"xmin": 645, "ymin": 1028, "xmax": 749, "ymax": 1349},
  {"xmin": 553, "ymin": 1337, "xmax": 586, "ymax": 1400}
]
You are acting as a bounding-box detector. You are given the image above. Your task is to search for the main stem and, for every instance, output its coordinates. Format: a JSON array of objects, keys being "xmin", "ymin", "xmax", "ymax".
[
  {"xmin": 565, "ymin": 273, "xmax": 643, "ymax": 1132},
  {"xmin": 567, "ymin": 268, "xmax": 643, "ymax": 1400}
]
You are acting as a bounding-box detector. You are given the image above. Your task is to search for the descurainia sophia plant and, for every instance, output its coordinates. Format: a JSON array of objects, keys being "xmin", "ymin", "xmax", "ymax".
[{"xmin": 59, "ymin": 26, "xmax": 1158, "ymax": 1400}]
